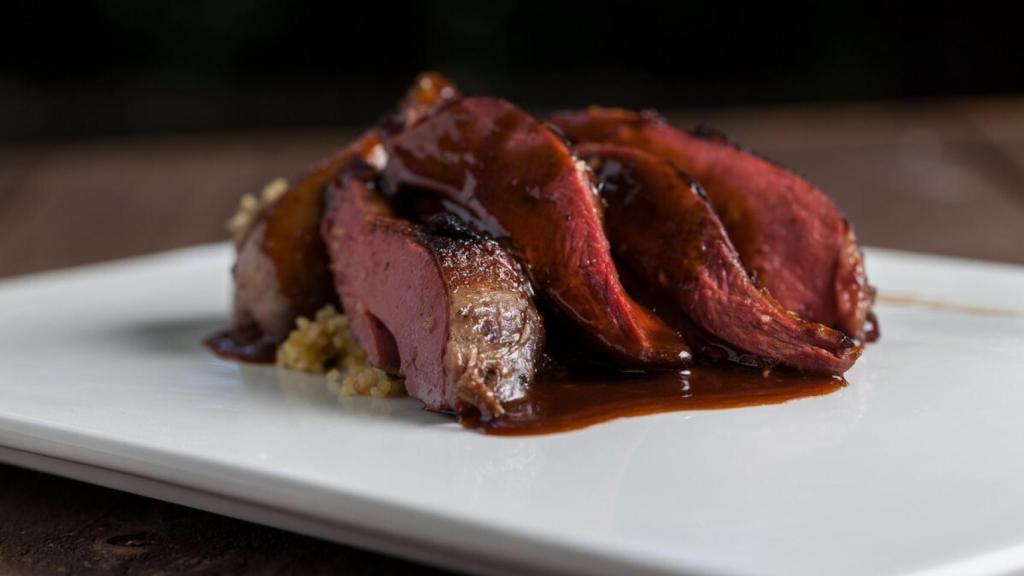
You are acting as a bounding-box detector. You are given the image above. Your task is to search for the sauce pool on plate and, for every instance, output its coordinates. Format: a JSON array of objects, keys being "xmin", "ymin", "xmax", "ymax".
[
  {"xmin": 206, "ymin": 329, "xmax": 845, "ymax": 436},
  {"xmin": 466, "ymin": 363, "xmax": 845, "ymax": 436}
]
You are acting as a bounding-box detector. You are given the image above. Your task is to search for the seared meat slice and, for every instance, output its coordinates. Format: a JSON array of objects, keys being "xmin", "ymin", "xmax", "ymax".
[
  {"xmin": 380, "ymin": 98, "xmax": 689, "ymax": 368},
  {"xmin": 578, "ymin": 144, "xmax": 860, "ymax": 373},
  {"xmin": 550, "ymin": 108, "xmax": 877, "ymax": 342},
  {"xmin": 233, "ymin": 133, "xmax": 378, "ymax": 340},
  {"xmin": 231, "ymin": 72, "xmax": 461, "ymax": 342},
  {"xmin": 321, "ymin": 171, "xmax": 544, "ymax": 419}
]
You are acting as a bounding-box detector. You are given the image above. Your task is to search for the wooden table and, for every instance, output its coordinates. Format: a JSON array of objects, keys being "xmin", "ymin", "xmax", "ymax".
[{"xmin": 2, "ymin": 98, "xmax": 1023, "ymax": 575}]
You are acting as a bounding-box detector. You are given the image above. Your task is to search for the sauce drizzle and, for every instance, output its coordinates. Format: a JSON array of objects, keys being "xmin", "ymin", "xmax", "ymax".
[
  {"xmin": 206, "ymin": 330, "xmax": 846, "ymax": 436},
  {"xmin": 468, "ymin": 363, "xmax": 845, "ymax": 436},
  {"xmin": 877, "ymin": 293, "xmax": 1024, "ymax": 318}
]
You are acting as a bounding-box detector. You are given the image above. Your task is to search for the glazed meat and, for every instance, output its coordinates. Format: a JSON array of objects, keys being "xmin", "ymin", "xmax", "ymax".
[
  {"xmin": 578, "ymin": 144, "xmax": 860, "ymax": 373},
  {"xmin": 380, "ymin": 98, "xmax": 689, "ymax": 368},
  {"xmin": 550, "ymin": 108, "xmax": 877, "ymax": 342},
  {"xmin": 231, "ymin": 73, "xmax": 461, "ymax": 342},
  {"xmin": 207, "ymin": 71, "xmax": 883, "ymax": 434},
  {"xmin": 232, "ymin": 134, "xmax": 378, "ymax": 341},
  {"xmin": 322, "ymin": 170, "xmax": 544, "ymax": 419}
]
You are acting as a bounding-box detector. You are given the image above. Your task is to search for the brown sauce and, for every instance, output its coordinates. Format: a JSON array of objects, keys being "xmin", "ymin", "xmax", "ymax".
[
  {"xmin": 877, "ymin": 293, "xmax": 1024, "ymax": 318},
  {"xmin": 469, "ymin": 363, "xmax": 845, "ymax": 436},
  {"xmin": 205, "ymin": 328, "xmax": 844, "ymax": 436},
  {"xmin": 204, "ymin": 326, "xmax": 277, "ymax": 364}
]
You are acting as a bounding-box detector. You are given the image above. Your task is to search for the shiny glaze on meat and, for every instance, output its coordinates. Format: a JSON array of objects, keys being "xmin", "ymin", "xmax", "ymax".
[
  {"xmin": 381, "ymin": 98, "xmax": 690, "ymax": 369},
  {"xmin": 550, "ymin": 108, "xmax": 877, "ymax": 343},
  {"xmin": 232, "ymin": 133, "xmax": 379, "ymax": 341},
  {"xmin": 578, "ymin": 143, "xmax": 860, "ymax": 373},
  {"xmin": 222, "ymin": 73, "xmax": 462, "ymax": 350}
]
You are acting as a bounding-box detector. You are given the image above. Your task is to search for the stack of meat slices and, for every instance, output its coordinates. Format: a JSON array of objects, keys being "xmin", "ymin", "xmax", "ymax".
[{"xmin": 224, "ymin": 72, "xmax": 878, "ymax": 424}]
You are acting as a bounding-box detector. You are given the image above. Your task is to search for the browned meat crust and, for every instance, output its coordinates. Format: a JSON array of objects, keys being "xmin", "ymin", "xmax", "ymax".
[{"xmin": 322, "ymin": 171, "xmax": 543, "ymax": 419}]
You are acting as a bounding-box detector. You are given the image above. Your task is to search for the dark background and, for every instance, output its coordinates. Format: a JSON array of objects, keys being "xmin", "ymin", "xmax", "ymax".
[{"xmin": 3, "ymin": 1, "xmax": 1022, "ymax": 142}]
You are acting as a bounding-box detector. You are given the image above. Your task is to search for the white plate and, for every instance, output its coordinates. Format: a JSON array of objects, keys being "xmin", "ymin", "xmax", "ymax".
[{"xmin": 1, "ymin": 244, "xmax": 1023, "ymax": 576}]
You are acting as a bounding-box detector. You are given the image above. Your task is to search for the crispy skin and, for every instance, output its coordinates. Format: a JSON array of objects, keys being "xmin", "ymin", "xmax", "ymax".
[
  {"xmin": 322, "ymin": 174, "xmax": 543, "ymax": 420},
  {"xmin": 551, "ymin": 108, "xmax": 877, "ymax": 342},
  {"xmin": 380, "ymin": 98, "xmax": 689, "ymax": 368},
  {"xmin": 578, "ymin": 144, "xmax": 860, "ymax": 373}
]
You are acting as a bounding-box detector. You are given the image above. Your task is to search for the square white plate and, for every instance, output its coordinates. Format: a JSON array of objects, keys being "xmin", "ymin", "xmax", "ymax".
[{"xmin": 1, "ymin": 244, "xmax": 1023, "ymax": 576}]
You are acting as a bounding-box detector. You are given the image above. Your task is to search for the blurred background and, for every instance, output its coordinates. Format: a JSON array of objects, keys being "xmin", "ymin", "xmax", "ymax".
[
  {"xmin": 5, "ymin": 2, "xmax": 1024, "ymax": 139},
  {"xmin": 1, "ymin": 0, "xmax": 1023, "ymax": 277}
]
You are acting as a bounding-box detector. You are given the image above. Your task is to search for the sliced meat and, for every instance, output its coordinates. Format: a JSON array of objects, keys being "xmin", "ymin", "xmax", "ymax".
[
  {"xmin": 322, "ymin": 171, "xmax": 543, "ymax": 419},
  {"xmin": 233, "ymin": 133, "xmax": 378, "ymax": 341},
  {"xmin": 550, "ymin": 108, "xmax": 877, "ymax": 342},
  {"xmin": 231, "ymin": 73, "xmax": 461, "ymax": 342},
  {"xmin": 577, "ymin": 144, "xmax": 860, "ymax": 373},
  {"xmin": 380, "ymin": 97, "xmax": 689, "ymax": 368}
]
